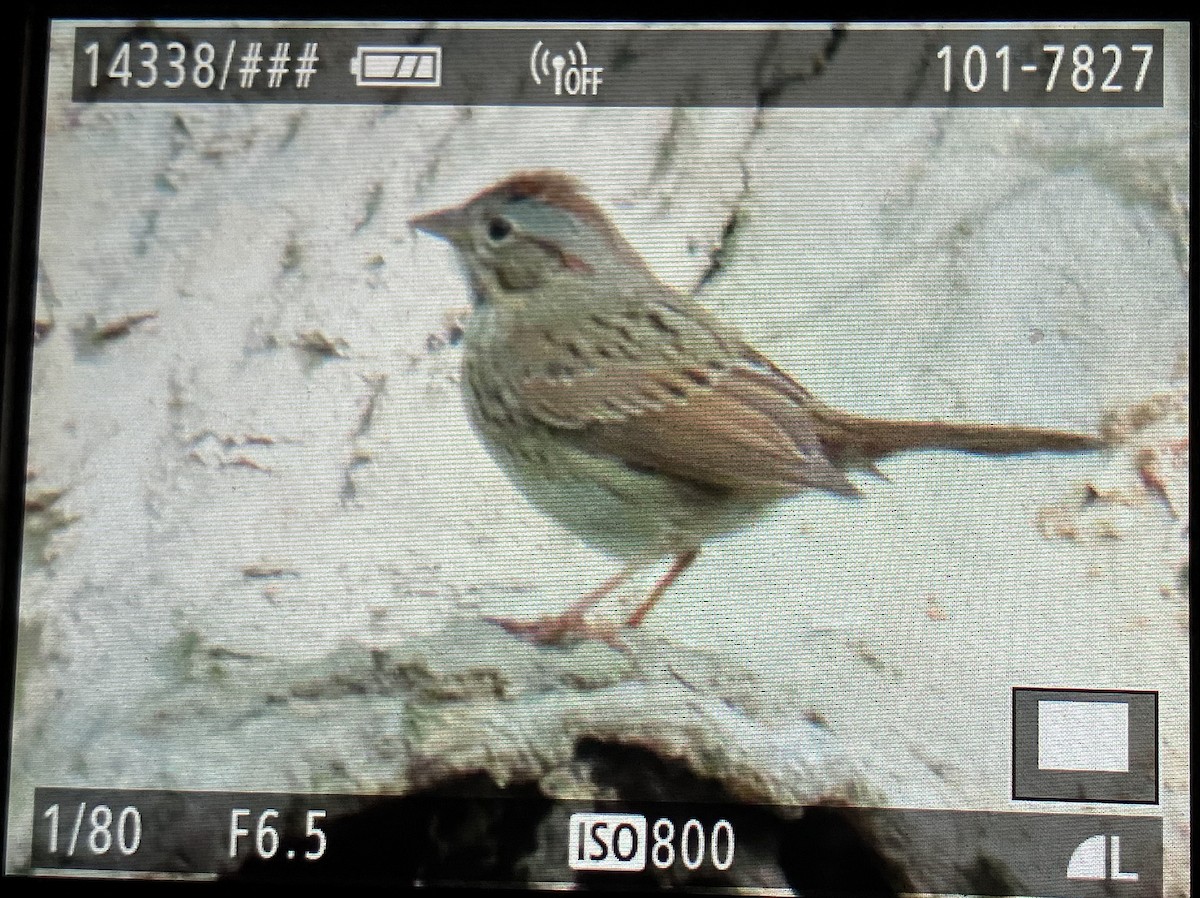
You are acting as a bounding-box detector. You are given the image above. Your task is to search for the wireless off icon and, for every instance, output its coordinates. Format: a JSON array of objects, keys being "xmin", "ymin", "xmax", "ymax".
[{"xmin": 530, "ymin": 40, "xmax": 603, "ymax": 96}]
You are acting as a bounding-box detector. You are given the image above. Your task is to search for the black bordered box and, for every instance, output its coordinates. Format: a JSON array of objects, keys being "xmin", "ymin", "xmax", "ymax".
[{"xmin": 1013, "ymin": 688, "xmax": 1158, "ymax": 804}]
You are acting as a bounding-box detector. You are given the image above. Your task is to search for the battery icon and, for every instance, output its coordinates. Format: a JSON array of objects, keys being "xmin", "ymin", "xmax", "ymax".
[{"xmin": 350, "ymin": 46, "xmax": 442, "ymax": 87}]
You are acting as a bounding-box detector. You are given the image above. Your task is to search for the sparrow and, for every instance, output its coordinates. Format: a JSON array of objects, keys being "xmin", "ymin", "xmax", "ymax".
[{"xmin": 410, "ymin": 171, "xmax": 1103, "ymax": 648}]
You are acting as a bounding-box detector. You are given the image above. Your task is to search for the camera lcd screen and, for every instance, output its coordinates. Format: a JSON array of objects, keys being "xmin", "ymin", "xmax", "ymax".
[{"xmin": 2, "ymin": 18, "xmax": 1189, "ymax": 896}]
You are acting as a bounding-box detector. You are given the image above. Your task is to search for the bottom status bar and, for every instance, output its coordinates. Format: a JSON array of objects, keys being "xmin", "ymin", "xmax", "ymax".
[{"xmin": 28, "ymin": 787, "xmax": 1162, "ymax": 895}]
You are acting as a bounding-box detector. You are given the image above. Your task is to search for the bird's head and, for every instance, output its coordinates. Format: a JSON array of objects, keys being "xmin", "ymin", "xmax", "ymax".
[{"xmin": 410, "ymin": 171, "xmax": 645, "ymax": 303}]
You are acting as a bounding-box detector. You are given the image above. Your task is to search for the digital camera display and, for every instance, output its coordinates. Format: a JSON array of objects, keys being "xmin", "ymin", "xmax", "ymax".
[{"xmin": 1, "ymin": 18, "xmax": 1189, "ymax": 896}]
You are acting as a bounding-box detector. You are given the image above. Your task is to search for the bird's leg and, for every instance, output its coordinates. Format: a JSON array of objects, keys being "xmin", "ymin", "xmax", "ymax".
[
  {"xmin": 625, "ymin": 549, "xmax": 699, "ymax": 629},
  {"xmin": 483, "ymin": 559, "xmax": 648, "ymax": 648}
]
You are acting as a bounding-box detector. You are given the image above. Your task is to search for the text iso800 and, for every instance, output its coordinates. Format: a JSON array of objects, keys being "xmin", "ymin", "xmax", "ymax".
[{"xmin": 568, "ymin": 813, "xmax": 735, "ymax": 874}]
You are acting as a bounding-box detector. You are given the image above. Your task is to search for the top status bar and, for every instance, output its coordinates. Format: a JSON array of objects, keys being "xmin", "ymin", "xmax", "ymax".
[{"xmin": 69, "ymin": 25, "xmax": 1165, "ymax": 107}]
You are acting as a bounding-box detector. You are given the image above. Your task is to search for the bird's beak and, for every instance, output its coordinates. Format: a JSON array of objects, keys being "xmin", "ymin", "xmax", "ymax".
[{"xmin": 409, "ymin": 205, "xmax": 469, "ymax": 245}]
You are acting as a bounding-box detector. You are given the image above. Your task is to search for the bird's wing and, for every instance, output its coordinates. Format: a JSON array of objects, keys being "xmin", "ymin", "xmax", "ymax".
[{"xmin": 503, "ymin": 303, "xmax": 858, "ymax": 498}]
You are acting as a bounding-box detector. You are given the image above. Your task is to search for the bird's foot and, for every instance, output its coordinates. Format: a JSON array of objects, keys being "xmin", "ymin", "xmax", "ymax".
[{"xmin": 482, "ymin": 610, "xmax": 631, "ymax": 653}]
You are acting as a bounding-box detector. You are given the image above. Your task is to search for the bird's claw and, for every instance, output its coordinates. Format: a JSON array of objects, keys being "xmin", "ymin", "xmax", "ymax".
[{"xmin": 483, "ymin": 611, "xmax": 632, "ymax": 653}]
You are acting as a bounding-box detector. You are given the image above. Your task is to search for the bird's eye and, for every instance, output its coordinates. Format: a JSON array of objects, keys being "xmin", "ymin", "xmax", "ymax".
[{"xmin": 486, "ymin": 216, "xmax": 513, "ymax": 242}]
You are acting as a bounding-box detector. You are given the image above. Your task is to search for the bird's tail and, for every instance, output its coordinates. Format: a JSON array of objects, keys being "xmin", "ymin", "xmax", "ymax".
[{"xmin": 817, "ymin": 410, "xmax": 1106, "ymax": 466}]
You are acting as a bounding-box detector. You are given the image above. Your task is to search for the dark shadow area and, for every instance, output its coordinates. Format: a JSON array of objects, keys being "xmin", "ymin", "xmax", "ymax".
[
  {"xmin": 574, "ymin": 738, "xmax": 909, "ymax": 895},
  {"xmin": 227, "ymin": 773, "xmax": 552, "ymax": 886},
  {"xmin": 227, "ymin": 740, "xmax": 912, "ymax": 894}
]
